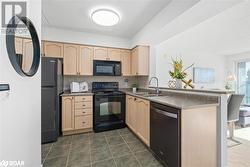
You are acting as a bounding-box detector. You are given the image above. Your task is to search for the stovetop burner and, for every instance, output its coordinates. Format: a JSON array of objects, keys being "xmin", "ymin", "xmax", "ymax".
[{"xmin": 92, "ymin": 82, "xmax": 119, "ymax": 93}]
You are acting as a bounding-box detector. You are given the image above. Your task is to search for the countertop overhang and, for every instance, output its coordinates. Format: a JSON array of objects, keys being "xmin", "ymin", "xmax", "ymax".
[{"xmin": 121, "ymin": 89, "xmax": 219, "ymax": 110}]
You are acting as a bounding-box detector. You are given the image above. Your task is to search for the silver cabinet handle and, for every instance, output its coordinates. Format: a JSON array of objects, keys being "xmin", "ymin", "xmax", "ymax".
[{"xmin": 154, "ymin": 108, "xmax": 177, "ymax": 119}]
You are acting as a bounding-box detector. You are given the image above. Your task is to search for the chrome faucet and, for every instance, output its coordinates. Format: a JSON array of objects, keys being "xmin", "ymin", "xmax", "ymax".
[{"xmin": 149, "ymin": 77, "xmax": 159, "ymax": 94}]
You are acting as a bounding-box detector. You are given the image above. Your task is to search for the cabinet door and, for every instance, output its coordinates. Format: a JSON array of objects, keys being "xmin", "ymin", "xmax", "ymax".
[
  {"xmin": 136, "ymin": 98, "xmax": 150, "ymax": 146},
  {"xmin": 126, "ymin": 95, "xmax": 137, "ymax": 132},
  {"xmin": 94, "ymin": 47, "xmax": 108, "ymax": 60},
  {"xmin": 63, "ymin": 44, "xmax": 79, "ymax": 75},
  {"xmin": 62, "ymin": 96, "xmax": 75, "ymax": 131},
  {"xmin": 79, "ymin": 46, "xmax": 94, "ymax": 75},
  {"xmin": 108, "ymin": 48, "xmax": 121, "ymax": 61},
  {"xmin": 121, "ymin": 49, "xmax": 131, "ymax": 76},
  {"xmin": 131, "ymin": 47, "xmax": 138, "ymax": 75},
  {"xmin": 44, "ymin": 41, "xmax": 63, "ymax": 58},
  {"xmin": 22, "ymin": 38, "xmax": 33, "ymax": 73},
  {"xmin": 15, "ymin": 37, "xmax": 23, "ymax": 54},
  {"xmin": 137, "ymin": 46, "xmax": 149, "ymax": 76}
]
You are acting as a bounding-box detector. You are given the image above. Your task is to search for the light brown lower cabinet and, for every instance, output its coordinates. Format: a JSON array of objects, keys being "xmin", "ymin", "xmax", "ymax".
[
  {"xmin": 62, "ymin": 95, "xmax": 93, "ymax": 135},
  {"xmin": 126, "ymin": 95, "xmax": 217, "ymax": 167},
  {"xmin": 126, "ymin": 95, "xmax": 150, "ymax": 146}
]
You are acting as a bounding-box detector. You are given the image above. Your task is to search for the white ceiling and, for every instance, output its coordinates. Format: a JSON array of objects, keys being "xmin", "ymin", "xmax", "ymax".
[{"xmin": 42, "ymin": 0, "xmax": 173, "ymax": 38}]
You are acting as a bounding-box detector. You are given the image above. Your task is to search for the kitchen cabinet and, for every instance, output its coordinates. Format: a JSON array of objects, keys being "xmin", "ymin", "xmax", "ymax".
[
  {"xmin": 150, "ymin": 101, "xmax": 217, "ymax": 167},
  {"xmin": 62, "ymin": 96, "xmax": 75, "ymax": 131},
  {"xmin": 136, "ymin": 98, "xmax": 150, "ymax": 145},
  {"xmin": 126, "ymin": 95, "xmax": 137, "ymax": 132},
  {"xmin": 126, "ymin": 95, "xmax": 150, "ymax": 146},
  {"xmin": 14, "ymin": 37, "xmax": 34, "ymax": 72},
  {"xmin": 94, "ymin": 47, "xmax": 108, "ymax": 60},
  {"xmin": 79, "ymin": 46, "xmax": 94, "ymax": 75},
  {"xmin": 131, "ymin": 45, "xmax": 149, "ymax": 76},
  {"xmin": 121, "ymin": 49, "xmax": 131, "ymax": 76},
  {"xmin": 94, "ymin": 47, "xmax": 121, "ymax": 61},
  {"xmin": 62, "ymin": 95, "xmax": 93, "ymax": 135},
  {"xmin": 64, "ymin": 44, "xmax": 94, "ymax": 76},
  {"xmin": 63, "ymin": 44, "xmax": 79, "ymax": 75},
  {"xmin": 43, "ymin": 41, "xmax": 63, "ymax": 58},
  {"xmin": 108, "ymin": 48, "xmax": 121, "ymax": 61},
  {"xmin": 22, "ymin": 38, "xmax": 33, "ymax": 72},
  {"xmin": 41, "ymin": 40, "xmax": 150, "ymax": 76},
  {"xmin": 15, "ymin": 37, "xmax": 23, "ymax": 54}
]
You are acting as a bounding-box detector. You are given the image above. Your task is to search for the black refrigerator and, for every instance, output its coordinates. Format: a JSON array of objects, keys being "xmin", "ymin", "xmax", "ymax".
[{"xmin": 41, "ymin": 57, "xmax": 63, "ymax": 144}]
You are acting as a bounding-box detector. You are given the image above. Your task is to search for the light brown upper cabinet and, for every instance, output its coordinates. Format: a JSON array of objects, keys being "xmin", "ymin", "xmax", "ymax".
[
  {"xmin": 63, "ymin": 44, "xmax": 79, "ymax": 75},
  {"xmin": 131, "ymin": 45, "xmax": 149, "ymax": 76},
  {"xmin": 121, "ymin": 49, "xmax": 131, "ymax": 76},
  {"xmin": 43, "ymin": 41, "xmax": 63, "ymax": 58},
  {"xmin": 94, "ymin": 47, "xmax": 108, "ymax": 60},
  {"xmin": 15, "ymin": 37, "xmax": 23, "ymax": 54},
  {"xmin": 94, "ymin": 47, "xmax": 121, "ymax": 61},
  {"xmin": 79, "ymin": 46, "xmax": 94, "ymax": 75},
  {"xmin": 108, "ymin": 48, "xmax": 121, "ymax": 61},
  {"xmin": 22, "ymin": 38, "xmax": 33, "ymax": 73}
]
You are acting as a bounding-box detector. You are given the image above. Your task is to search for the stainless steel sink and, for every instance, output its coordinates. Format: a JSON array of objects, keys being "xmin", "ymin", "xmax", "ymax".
[
  {"xmin": 135, "ymin": 92, "xmax": 164, "ymax": 97},
  {"xmin": 143, "ymin": 93, "xmax": 165, "ymax": 97}
]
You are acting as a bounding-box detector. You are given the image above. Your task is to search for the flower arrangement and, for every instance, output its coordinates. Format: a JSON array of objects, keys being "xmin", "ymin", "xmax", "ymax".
[{"xmin": 169, "ymin": 57, "xmax": 194, "ymax": 80}]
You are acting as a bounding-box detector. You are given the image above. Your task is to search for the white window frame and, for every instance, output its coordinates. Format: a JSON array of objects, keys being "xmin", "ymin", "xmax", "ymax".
[{"xmin": 235, "ymin": 58, "xmax": 250, "ymax": 106}]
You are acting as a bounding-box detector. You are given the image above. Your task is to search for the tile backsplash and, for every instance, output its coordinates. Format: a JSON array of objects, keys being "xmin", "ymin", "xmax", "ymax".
[{"xmin": 63, "ymin": 76, "xmax": 149, "ymax": 91}]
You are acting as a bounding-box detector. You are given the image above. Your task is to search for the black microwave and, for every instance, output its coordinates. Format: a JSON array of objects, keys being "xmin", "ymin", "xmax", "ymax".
[{"xmin": 93, "ymin": 60, "xmax": 121, "ymax": 76}]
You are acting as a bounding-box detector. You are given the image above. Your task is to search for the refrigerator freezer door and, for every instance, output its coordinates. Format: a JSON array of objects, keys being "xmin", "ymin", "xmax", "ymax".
[{"xmin": 42, "ymin": 58, "xmax": 57, "ymax": 87}]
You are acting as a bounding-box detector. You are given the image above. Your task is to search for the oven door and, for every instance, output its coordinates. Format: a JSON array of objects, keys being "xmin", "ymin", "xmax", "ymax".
[
  {"xmin": 93, "ymin": 60, "xmax": 115, "ymax": 76},
  {"xmin": 94, "ymin": 94, "xmax": 125, "ymax": 130}
]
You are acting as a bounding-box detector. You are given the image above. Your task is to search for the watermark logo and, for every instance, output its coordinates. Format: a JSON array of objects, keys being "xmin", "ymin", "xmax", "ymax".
[
  {"xmin": 1, "ymin": 1, "xmax": 28, "ymax": 35},
  {"xmin": 0, "ymin": 160, "xmax": 24, "ymax": 167},
  {"xmin": 1, "ymin": 1, "xmax": 26, "ymax": 28}
]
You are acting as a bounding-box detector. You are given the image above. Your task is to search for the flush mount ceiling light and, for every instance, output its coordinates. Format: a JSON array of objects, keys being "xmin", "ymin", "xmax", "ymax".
[{"xmin": 91, "ymin": 9, "xmax": 120, "ymax": 26}]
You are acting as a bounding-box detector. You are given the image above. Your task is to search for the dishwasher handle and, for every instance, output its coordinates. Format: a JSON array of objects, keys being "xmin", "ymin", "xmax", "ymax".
[{"xmin": 154, "ymin": 108, "xmax": 178, "ymax": 119}]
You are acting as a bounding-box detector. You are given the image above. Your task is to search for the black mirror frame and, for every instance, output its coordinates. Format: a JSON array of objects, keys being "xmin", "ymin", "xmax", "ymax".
[{"xmin": 6, "ymin": 16, "xmax": 40, "ymax": 77}]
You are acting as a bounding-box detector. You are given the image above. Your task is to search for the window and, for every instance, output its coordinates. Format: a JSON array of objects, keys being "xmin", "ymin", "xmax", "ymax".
[{"xmin": 237, "ymin": 60, "xmax": 250, "ymax": 105}]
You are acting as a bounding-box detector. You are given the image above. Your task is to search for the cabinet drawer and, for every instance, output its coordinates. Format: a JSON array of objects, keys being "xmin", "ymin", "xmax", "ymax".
[
  {"xmin": 75, "ymin": 108, "xmax": 93, "ymax": 116},
  {"xmin": 75, "ymin": 115, "xmax": 92, "ymax": 129},
  {"xmin": 75, "ymin": 101, "xmax": 92, "ymax": 109},
  {"xmin": 74, "ymin": 96, "xmax": 92, "ymax": 102}
]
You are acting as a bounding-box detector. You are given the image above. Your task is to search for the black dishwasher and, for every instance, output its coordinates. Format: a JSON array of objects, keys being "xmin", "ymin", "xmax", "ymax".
[{"xmin": 150, "ymin": 102, "xmax": 181, "ymax": 167}]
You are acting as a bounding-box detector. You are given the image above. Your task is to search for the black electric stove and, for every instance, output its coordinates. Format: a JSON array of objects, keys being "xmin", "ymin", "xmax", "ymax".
[{"xmin": 92, "ymin": 82, "xmax": 126, "ymax": 132}]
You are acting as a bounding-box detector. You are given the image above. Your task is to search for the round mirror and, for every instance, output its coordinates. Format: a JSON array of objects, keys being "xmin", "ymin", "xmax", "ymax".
[{"xmin": 6, "ymin": 16, "xmax": 40, "ymax": 77}]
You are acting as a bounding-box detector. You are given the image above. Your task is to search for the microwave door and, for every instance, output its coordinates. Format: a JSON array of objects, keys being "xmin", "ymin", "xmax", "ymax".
[{"xmin": 95, "ymin": 63, "xmax": 115, "ymax": 76}]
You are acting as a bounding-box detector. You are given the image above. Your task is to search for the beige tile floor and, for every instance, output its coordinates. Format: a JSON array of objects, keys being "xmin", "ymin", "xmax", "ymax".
[
  {"xmin": 228, "ymin": 125, "xmax": 250, "ymax": 167},
  {"xmin": 42, "ymin": 126, "xmax": 250, "ymax": 167},
  {"xmin": 42, "ymin": 128, "xmax": 164, "ymax": 167}
]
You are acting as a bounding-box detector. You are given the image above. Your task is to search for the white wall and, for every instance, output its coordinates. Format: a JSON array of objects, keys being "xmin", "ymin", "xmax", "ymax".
[
  {"xmin": 156, "ymin": 45, "xmax": 227, "ymax": 89},
  {"xmin": 155, "ymin": 1, "xmax": 250, "ymax": 89},
  {"xmin": 0, "ymin": 0, "xmax": 41, "ymax": 166},
  {"xmin": 131, "ymin": 0, "xmax": 244, "ymax": 84},
  {"xmin": 131, "ymin": 0, "xmax": 250, "ymax": 89},
  {"xmin": 42, "ymin": 26, "xmax": 131, "ymax": 49}
]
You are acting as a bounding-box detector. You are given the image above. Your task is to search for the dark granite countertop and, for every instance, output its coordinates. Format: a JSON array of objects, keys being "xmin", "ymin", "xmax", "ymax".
[
  {"xmin": 61, "ymin": 91, "xmax": 93, "ymax": 96},
  {"xmin": 120, "ymin": 89, "xmax": 219, "ymax": 110},
  {"xmin": 149, "ymin": 86, "xmax": 235, "ymax": 95}
]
